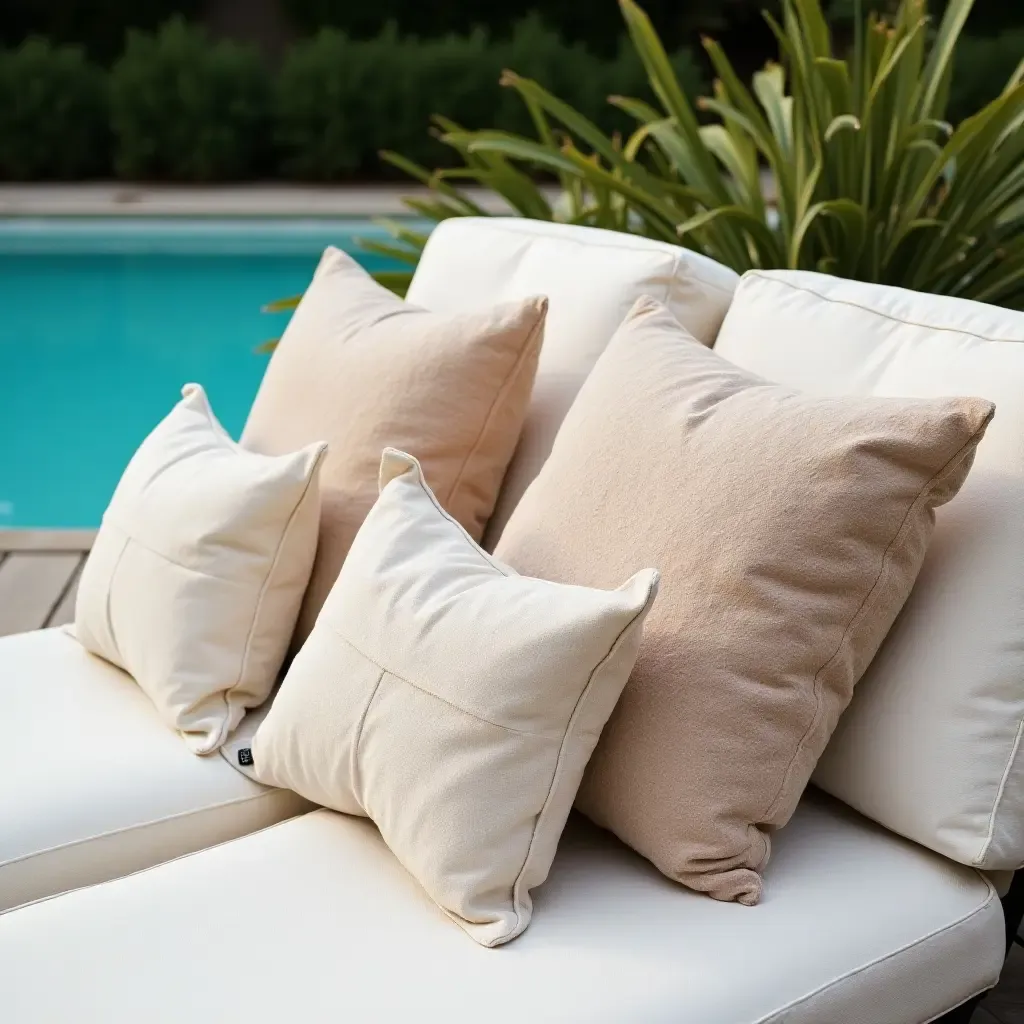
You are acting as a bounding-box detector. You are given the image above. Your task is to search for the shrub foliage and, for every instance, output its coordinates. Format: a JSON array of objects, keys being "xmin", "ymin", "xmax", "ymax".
[
  {"xmin": 0, "ymin": 39, "xmax": 109, "ymax": 179},
  {"xmin": 275, "ymin": 17, "xmax": 703, "ymax": 180},
  {"xmin": 109, "ymin": 19, "xmax": 269, "ymax": 181}
]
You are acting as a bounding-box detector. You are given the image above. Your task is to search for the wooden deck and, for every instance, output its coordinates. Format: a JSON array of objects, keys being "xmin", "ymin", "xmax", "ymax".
[
  {"xmin": 0, "ymin": 530, "xmax": 95, "ymax": 636},
  {"xmin": 0, "ymin": 527, "xmax": 1022, "ymax": 1021}
]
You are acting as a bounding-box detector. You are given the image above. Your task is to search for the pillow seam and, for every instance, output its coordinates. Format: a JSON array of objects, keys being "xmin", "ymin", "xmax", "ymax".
[
  {"xmin": 324, "ymin": 627, "xmax": 551, "ymax": 739},
  {"xmin": 99, "ymin": 528, "xmax": 132, "ymax": 662},
  {"xmin": 210, "ymin": 445, "xmax": 328, "ymax": 753},
  {"xmin": 760, "ymin": 414, "xmax": 994, "ymax": 826},
  {"xmin": 349, "ymin": 666, "xmax": 386, "ymax": 811},
  {"xmin": 500, "ymin": 572, "xmax": 659, "ymax": 946},
  {"xmin": 441, "ymin": 302, "xmax": 547, "ymax": 515}
]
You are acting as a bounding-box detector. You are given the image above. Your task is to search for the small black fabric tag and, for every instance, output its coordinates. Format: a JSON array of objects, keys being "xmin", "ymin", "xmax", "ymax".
[{"xmin": 238, "ymin": 747, "xmax": 254, "ymax": 767}]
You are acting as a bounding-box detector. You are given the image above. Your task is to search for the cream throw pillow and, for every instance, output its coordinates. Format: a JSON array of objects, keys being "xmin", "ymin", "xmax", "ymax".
[
  {"xmin": 252, "ymin": 449, "xmax": 659, "ymax": 946},
  {"xmin": 494, "ymin": 297, "xmax": 994, "ymax": 905},
  {"xmin": 75, "ymin": 384, "xmax": 326, "ymax": 755},
  {"xmin": 242, "ymin": 247, "xmax": 547, "ymax": 646}
]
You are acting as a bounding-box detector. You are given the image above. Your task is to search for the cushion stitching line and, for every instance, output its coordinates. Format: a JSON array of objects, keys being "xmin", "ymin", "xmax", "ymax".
[
  {"xmin": 755, "ymin": 879, "xmax": 998, "ymax": 1023},
  {"xmin": 212, "ymin": 444, "xmax": 328, "ymax": 751},
  {"xmin": 976, "ymin": 713, "xmax": 1024, "ymax": 865},
  {"xmin": 0, "ymin": 787, "xmax": 291, "ymax": 872},
  {"xmin": 759, "ymin": 413, "xmax": 993, "ymax": 827},
  {"xmin": 503, "ymin": 573, "xmax": 659, "ymax": 945},
  {"xmin": 349, "ymin": 666, "xmax": 386, "ymax": 811},
  {"xmin": 745, "ymin": 271, "xmax": 1024, "ymax": 344},
  {"xmin": 0, "ymin": 809, "xmax": 310, "ymax": 921},
  {"xmin": 441, "ymin": 301, "xmax": 547, "ymax": 510},
  {"xmin": 324, "ymin": 627, "xmax": 550, "ymax": 738}
]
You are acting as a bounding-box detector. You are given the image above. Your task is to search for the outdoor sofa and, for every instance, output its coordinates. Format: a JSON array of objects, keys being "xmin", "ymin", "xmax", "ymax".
[{"xmin": 1, "ymin": 218, "xmax": 1023, "ymax": 1023}]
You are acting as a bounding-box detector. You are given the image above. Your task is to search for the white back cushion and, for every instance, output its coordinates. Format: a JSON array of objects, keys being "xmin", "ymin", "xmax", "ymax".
[
  {"xmin": 408, "ymin": 218, "xmax": 738, "ymax": 546},
  {"xmin": 714, "ymin": 270, "xmax": 1024, "ymax": 870}
]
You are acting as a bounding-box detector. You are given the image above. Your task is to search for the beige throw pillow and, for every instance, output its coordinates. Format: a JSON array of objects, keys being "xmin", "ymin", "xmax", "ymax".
[
  {"xmin": 75, "ymin": 384, "xmax": 326, "ymax": 754},
  {"xmin": 242, "ymin": 247, "xmax": 547, "ymax": 645},
  {"xmin": 253, "ymin": 449, "xmax": 658, "ymax": 946},
  {"xmin": 493, "ymin": 297, "xmax": 993, "ymax": 905}
]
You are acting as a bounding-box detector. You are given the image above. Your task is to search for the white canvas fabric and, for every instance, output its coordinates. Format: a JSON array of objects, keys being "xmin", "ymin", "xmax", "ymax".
[
  {"xmin": 0, "ymin": 794, "xmax": 1002, "ymax": 1023},
  {"xmin": 0, "ymin": 628, "xmax": 309, "ymax": 911},
  {"xmin": 252, "ymin": 449, "xmax": 658, "ymax": 946},
  {"xmin": 714, "ymin": 270, "xmax": 1024, "ymax": 870},
  {"xmin": 75, "ymin": 383, "xmax": 326, "ymax": 754},
  {"xmin": 408, "ymin": 218, "xmax": 738, "ymax": 545}
]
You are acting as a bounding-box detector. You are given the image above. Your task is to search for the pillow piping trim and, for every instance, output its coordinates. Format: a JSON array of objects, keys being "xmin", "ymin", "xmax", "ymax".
[
  {"xmin": 385, "ymin": 453, "xmax": 660, "ymax": 945},
  {"xmin": 497, "ymin": 569, "xmax": 660, "ymax": 947},
  {"xmin": 441, "ymin": 297, "xmax": 548, "ymax": 518},
  {"xmin": 977, "ymin": 712, "xmax": 1024, "ymax": 867},
  {"xmin": 760, "ymin": 408, "xmax": 995, "ymax": 827},
  {"xmin": 742, "ymin": 272, "xmax": 1024, "ymax": 345},
  {"xmin": 392, "ymin": 450, "xmax": 514, "ymax": 580}
]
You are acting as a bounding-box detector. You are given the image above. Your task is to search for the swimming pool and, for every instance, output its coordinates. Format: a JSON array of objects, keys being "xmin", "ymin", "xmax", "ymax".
[{"xmin": 0, "ymin": 217, "xmax": 422, "ymax": 527}]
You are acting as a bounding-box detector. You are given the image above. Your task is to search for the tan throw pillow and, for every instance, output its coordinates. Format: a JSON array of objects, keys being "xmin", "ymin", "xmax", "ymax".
[
  {"xmin": 242, "ymin": 247, "xmax": 547, "ymax": 645},
  {"xmin": 493, "ymin": 297, "xmax": 993, "ymax": 905},
  {"xmin": 75, "ymin": 384, "xmax": 326, "ymax": 754},
  {"xmin": 252, "ymin": 449, "xmax": 658, "ymax": 946}
]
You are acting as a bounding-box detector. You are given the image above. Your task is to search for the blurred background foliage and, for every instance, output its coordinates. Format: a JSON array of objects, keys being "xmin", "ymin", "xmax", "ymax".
[{"xmin": 0, "ymin": 0, "xmax": 1019, "ymax": 180}]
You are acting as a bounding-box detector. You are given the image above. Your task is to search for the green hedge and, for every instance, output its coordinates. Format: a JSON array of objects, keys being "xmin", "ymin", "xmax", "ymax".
[
  {"xmin": 281, "ymin": 0, "xmax": 761, "ymax": 56},
  {"xmin": 275, "ymin": 17, "xmax": 704, "ymax": 180},
  {"xmin": 109, "ymin": 20, "xmax": 269, "ymax": 181},
  {"xmin": 6, "ymin": 0, "xmax": 1022, "ymax": 64},
  {"xmin": 949, "ymin": 30, "xmax": 1024, "ymax": 126},
  {"xmin": 0, "ymin": 14, "xmax": 1015, "ymax": 181},
  {"xmin": 0, "ymin": 39, "xmax": 108, "ymax": 179},
  {"xmin": 0, "ymin": 0, "xmax": 204, "ymax": 65}
]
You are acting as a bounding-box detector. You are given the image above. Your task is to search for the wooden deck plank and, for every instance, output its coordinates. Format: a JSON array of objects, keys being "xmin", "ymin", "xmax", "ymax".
[
  {"xmin": 45, "ymin": 556, "xmax": 85, "ymax": 628},
  {"xmin": 0, "ymin": 529, "xmax": 95, "ymax": 553},
  {"xmin": 0, "ymin": 552, "xmax": 84, "ymax": 636}
]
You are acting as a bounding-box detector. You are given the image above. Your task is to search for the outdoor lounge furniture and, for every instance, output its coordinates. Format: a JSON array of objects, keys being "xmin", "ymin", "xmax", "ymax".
[
  {"xmin": 0, "ymin": 627, "xmax": 308, "ymax": 911},
  {"xmin": 1, "ymin": 218, "xmax": 1022, "ymax": 1023}
]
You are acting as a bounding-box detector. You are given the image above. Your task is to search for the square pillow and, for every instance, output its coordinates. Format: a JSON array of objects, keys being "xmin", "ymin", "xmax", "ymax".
[
  {"xmin": 242, "ymin": 247, "xmax": 547, "ymax": 645},
  {"xmin": 713, "ymin": 270, "xmax": 1024, "ymax": 870},
  {"xmin": 252, "ymin": 449, "xmax": 658, "ymax": 946},
  {"xmin": 405, "ymin": 218, "xmax": 739, "ymax": 547},
  {"xmin": 493, "ymin": 297, "xmax": 993, "ymax": 905},
  {"xmin": 75, "ymin": 384, "xmax": 326, "ymax": 754}
]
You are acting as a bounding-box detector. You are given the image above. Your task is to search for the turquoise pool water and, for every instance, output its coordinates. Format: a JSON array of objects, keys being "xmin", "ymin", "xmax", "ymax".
[{"xmin": 0, "ymin": 218, "xmax": 418, "ymax": 527}]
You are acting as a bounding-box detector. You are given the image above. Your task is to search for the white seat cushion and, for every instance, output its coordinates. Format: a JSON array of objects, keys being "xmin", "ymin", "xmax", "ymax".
[
  {"xmin": 713, "ymin": 270, "xmax": 1024, "ymax": 871},
  {"xmin": 0, "ymin": 791, "xmax": 1001, "ymax": 1023},
  {"xmin": 0, "ymin": 629, "xmax": 309, "ymax": 910},
  {"xmin": 408, "ymin": 218, "xmax": 738, "ymax": 546}
]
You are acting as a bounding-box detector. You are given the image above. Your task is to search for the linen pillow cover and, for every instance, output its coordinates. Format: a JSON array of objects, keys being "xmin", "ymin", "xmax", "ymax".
[
  {"xmin": 714, "ymin": 269, "xmax": 1024, "ymax": 872},
  {"xmin": 493, "ymin": 297, "xmax": 994, "ymax": 905},
  {"xmin": 242, "ymin": 247, "xmax": 547, "ymax": 645},
  {"xmin": 252, "ymin": 449, "xmax": 659, "ymax": 946},
  {"xmin": 405, "ymin": 217, "xmax": 739, "ymax": 548},
  {"xmin": 75, "ymin": 384, "xmax": 326, "ymax": 755}
]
